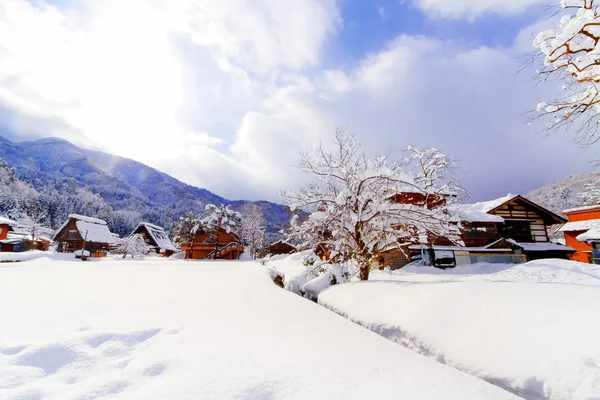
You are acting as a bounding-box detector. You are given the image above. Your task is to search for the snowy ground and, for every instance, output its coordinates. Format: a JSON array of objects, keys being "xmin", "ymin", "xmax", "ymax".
[
  {"xmin": 0, "ymin": 255, "xmax": 517, "ymax": 400},
  {"xmin": 318, "ymin": 259, "xmax": 600, "ymax": 400}
]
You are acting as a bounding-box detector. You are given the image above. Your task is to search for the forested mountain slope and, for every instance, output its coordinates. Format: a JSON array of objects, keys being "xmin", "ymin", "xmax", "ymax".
[{"xmin": 0, "ymin": 136, "xmax": 292, "ymax": 238}]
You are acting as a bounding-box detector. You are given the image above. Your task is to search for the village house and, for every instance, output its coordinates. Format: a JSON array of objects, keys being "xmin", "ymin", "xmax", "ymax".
[
  {"xmin": 53, "ymin": 214, "xmax": 118, "ymax": 257},
  {"xmin": 379, "ymin": 194, "xmax": 573, "ymax": 269},
  {"xmin": 0, "ymin": 216, "xmax": 16, "ymax": 241},
  {"xmin": 560, "ymin": 205, "xmax": 600, "ymax": 263},
  {"xmin": 268, "ymin": 240, "xmax": 297, "ymax": 256},
  {"xmin": 131, "ymin": 222, "xmax": 178, "ymax": 257},
  {"xmin": 180, "ymin": 226, "xmax": 243, "ymax": 260},
  {"xmin": 0, "ymin": 217, "xmax": 52, "ymax": 253}
]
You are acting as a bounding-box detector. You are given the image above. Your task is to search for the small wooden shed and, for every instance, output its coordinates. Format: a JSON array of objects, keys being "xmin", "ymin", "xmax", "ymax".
[{"xmin": 131, "ymin": 222, "xmax": 178, "ymax": 257}]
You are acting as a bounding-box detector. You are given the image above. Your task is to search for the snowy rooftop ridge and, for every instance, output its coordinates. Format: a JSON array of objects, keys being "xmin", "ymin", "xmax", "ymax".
[
  {"xmin": 505, "ymin": 239, "xmax": 575, "ymax": 252},
  {"xmin": 138, "ymin": 221, "xmax": 163, "ymax": 231},
  {"xmin": 562, "ymin": 204, "xmax": 600, "ymax": 214},
  {"xmin": 559, "ymin": 219, "xmax": 600, "ymax": 232},
  {"xmin": 68, "ymin": 214, "xmax": 107, "ymax": 226},
  {"xmin": 0, "ymin": 216, "xmax": 17, "ymax": 226},
  {"xmin": 449, "ymin": 194, "xmax": 517, "ymax": 223}
]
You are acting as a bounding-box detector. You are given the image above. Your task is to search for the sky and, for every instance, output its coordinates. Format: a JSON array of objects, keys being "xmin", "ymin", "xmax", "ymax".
[{"xmin": 0, "ymin": 0, "xmax": 597, "ymax": 202}]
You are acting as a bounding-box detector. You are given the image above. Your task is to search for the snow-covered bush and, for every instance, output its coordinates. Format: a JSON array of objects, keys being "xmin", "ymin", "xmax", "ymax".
[
  {"xmin": 114, "ymin": 234, "xmax": 155, "ymax": 258},
  {"xmin": 239, "ymin": 204, "xmax": 268, "ymax": 259},
  {"xmin": 268, "ymin": 251, "xmax": 350, "ymax": 301}
]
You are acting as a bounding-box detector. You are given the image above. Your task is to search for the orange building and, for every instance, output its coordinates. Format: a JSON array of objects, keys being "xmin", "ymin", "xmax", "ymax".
[
  {"xmin": 181, "ymin": 227, "xmax": 243, "ymax": 260},
  {"xmin": 0, "ymin": 217, "xmax": 16, "ymax": 240},
  {"xmin": 560, "ymin": 205, "xmax": 600, "ymax": 263}
]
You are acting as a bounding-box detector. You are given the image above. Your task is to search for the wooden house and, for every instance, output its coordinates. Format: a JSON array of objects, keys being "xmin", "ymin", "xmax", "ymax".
[
  {"xmin": 53, "ymin": 214, "xmax": 118, "ymax": 257},
  {"xmin": 180, "ymin": 227, "xmax": 243, "ymax": 260},
  {"xmin": 560, "ymin": 205, "xmax": 600, "ymax": 263},
  {"xmin": 131, "ymin": 222, "xmax": 178, "ymax": 257},
  {"xmin": 379, "ymin": 194, "xmax": 573, "ymax": 269},
  {"xmin": 268, "ymin": 240, "xmax": 297, "ymax": 256}
]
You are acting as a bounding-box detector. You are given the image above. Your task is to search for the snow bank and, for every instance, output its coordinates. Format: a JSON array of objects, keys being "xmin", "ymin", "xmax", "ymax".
[
  {"xmin": 265, "ymin": 251, "xmax": 349, "ymax": 300},
  {"xmin": 0, "ymin": 258, "xmax": 516, "ymax": 399},
  {"xmin": 0, "ymin": 251, "xmax": 75, "ymax": 263},
  {"xmin": 320, "ymin": 259, "xmax": 600, "ymax": 399}
]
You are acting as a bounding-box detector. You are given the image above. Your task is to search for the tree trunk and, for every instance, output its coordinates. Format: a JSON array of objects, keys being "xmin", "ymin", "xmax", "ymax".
[{"xmin": 359, "ymin": 263, "xmax": 370, "ymax": 281}]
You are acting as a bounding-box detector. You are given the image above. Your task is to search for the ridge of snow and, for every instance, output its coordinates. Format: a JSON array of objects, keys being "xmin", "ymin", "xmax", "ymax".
[
  {"xmin": 68, "ymin": 214, "xmax": 107, "ymax": 225},
  {"xmin": 0, "ymin": 216, "xmax": 17, "ymax": 226},
  {"xmin": 563, "ymin": 204, "xmax": 600, "ymax": 214},
  {"xmin": 450, "ymin": 194, "xmax": 517, "ymax": 223}
]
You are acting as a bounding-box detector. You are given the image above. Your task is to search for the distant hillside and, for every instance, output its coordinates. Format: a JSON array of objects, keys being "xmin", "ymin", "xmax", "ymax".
[
  {"xmin": 0, "ymin": 136, "xmax": 293, "ymax": 238},
  {"xmin": 526, "ymin": 170, "xmax": 600, "ymax": 215}
]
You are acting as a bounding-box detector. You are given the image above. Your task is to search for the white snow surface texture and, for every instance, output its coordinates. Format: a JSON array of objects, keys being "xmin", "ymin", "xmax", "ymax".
[
  {"xmin": 319, "ymin": 259, "xmax": 600, "ymax": 400},
  {"xmin": 0, "ymin": 256, "xmax": 517, "ymax": 400}
]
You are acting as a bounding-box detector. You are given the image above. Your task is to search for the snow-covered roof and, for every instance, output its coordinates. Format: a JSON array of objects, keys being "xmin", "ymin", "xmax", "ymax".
[
  {"xmin": 559, "ymin": 219, "xmax": 600, "ymax": 232},
  {"xmin": 407, "ymin": 244, "xmax": 513, "ymax": 252},
  {"xmin": 76, "ymin": 220, "xmax": 118, "ymax": 244},
  {"xmin": 505, "ymin": 239, "xmax": 575, "ymax": 252},
  {"xmin": 68, "ymin": 214, "xmax": 108, "ymax": 225},
  {"xmin": 0, "ymin": 216, "xmax": 17, "ymax": 226},
  {"xmin": 137, "ymin": 222, "xmax": 177, "ymax": 252},
  {"xmin": 562, "ymin": 204, "xmax": 600, "ymax": 214},
  {"xmin": 450, "ymin": 194, "xmax": 517, "ymax": 223},
  {"xmin": 270, "ymin": 240, "xmax": 297, "ymax": 248},
  {"xmin": 576, "ymin": 228, "xmax": 600, "ymax": 242}
]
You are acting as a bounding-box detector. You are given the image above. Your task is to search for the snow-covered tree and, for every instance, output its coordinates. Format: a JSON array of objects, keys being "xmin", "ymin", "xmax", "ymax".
[
  {"xmin": 534, "ymin": 0, "xmax": 600, "ymax": 144},
  {"xmin": 114, "ymin": 234, "xmax": 154, "ymax": 258},
  {"xmin": 172, "ymin": 211, "xmax": 202, "ymax": 246},
  {"xmin": 239, "ymin": 204, "xmax": 268, "ymax": 259},
  {"xmin": 284, "ymin": 130, "xmax": 463, "ymax": 281},
  {"xmin": 201, "ymin": 204, "xmax": 241, "ymax": 234}
]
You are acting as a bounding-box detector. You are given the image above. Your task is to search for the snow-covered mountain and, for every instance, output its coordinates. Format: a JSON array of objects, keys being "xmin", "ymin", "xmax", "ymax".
[
  {"xmin": 0, "ymin": 136, "xmax": 293, "ymax": 237},
  {"xmin": 526, "ymin": 170, "xmax": 600, "ymax": 215}
]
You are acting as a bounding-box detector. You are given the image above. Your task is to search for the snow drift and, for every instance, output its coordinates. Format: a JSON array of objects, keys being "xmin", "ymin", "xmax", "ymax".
[
  {"xmin": 0, "ymin": 256, "xmax": 516, "ymax": 399},
  {"xmin": 319, "ymin": 259, "xmax": 600, "ymax": 399}
]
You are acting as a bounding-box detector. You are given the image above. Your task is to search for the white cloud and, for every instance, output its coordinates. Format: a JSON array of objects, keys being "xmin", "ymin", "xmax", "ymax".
[{"xmin": 411, "ymin": 0, "xmax": 550, "ymax": 19}]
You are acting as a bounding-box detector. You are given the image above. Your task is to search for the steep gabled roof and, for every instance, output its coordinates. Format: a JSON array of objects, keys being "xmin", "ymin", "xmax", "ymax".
[
  {"xmin": 452, "ymin": 194, "xmax": 566, "ymax": 224},
  {"xmin": 53, "ymin": 214, "xmax": 117, "ymax": 244},
  {"xmin": 134, "ymin": 222, "xmax": 178, "ymax": 252},
  {"xmin": 487, "ymin": 195, "xmax": 567, "ymax": 224}
]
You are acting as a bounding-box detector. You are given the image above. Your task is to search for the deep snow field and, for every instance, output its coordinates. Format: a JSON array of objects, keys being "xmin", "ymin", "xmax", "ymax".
[
  {"xmin": 0, "ymin": 254, "xmax": 517, "ymax": 400},
  {"xmin": 316, "ymin": 260, "xmax": 600, "ymax": 399}
]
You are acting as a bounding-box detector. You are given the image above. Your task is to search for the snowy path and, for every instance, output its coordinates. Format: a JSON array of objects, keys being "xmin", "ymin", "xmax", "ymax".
[
  {"xmin": 319, "ymin": 260, "xmax": 600, "ymax": 400},
  {"xmin": 0, "ymin": 257, "xmax": 517, "ymax": 400}
]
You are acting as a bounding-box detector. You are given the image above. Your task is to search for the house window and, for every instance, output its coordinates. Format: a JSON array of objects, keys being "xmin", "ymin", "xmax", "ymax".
[{"xmin": 500, "ymin": 221, "xmax": 533, "ymax": 242}]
